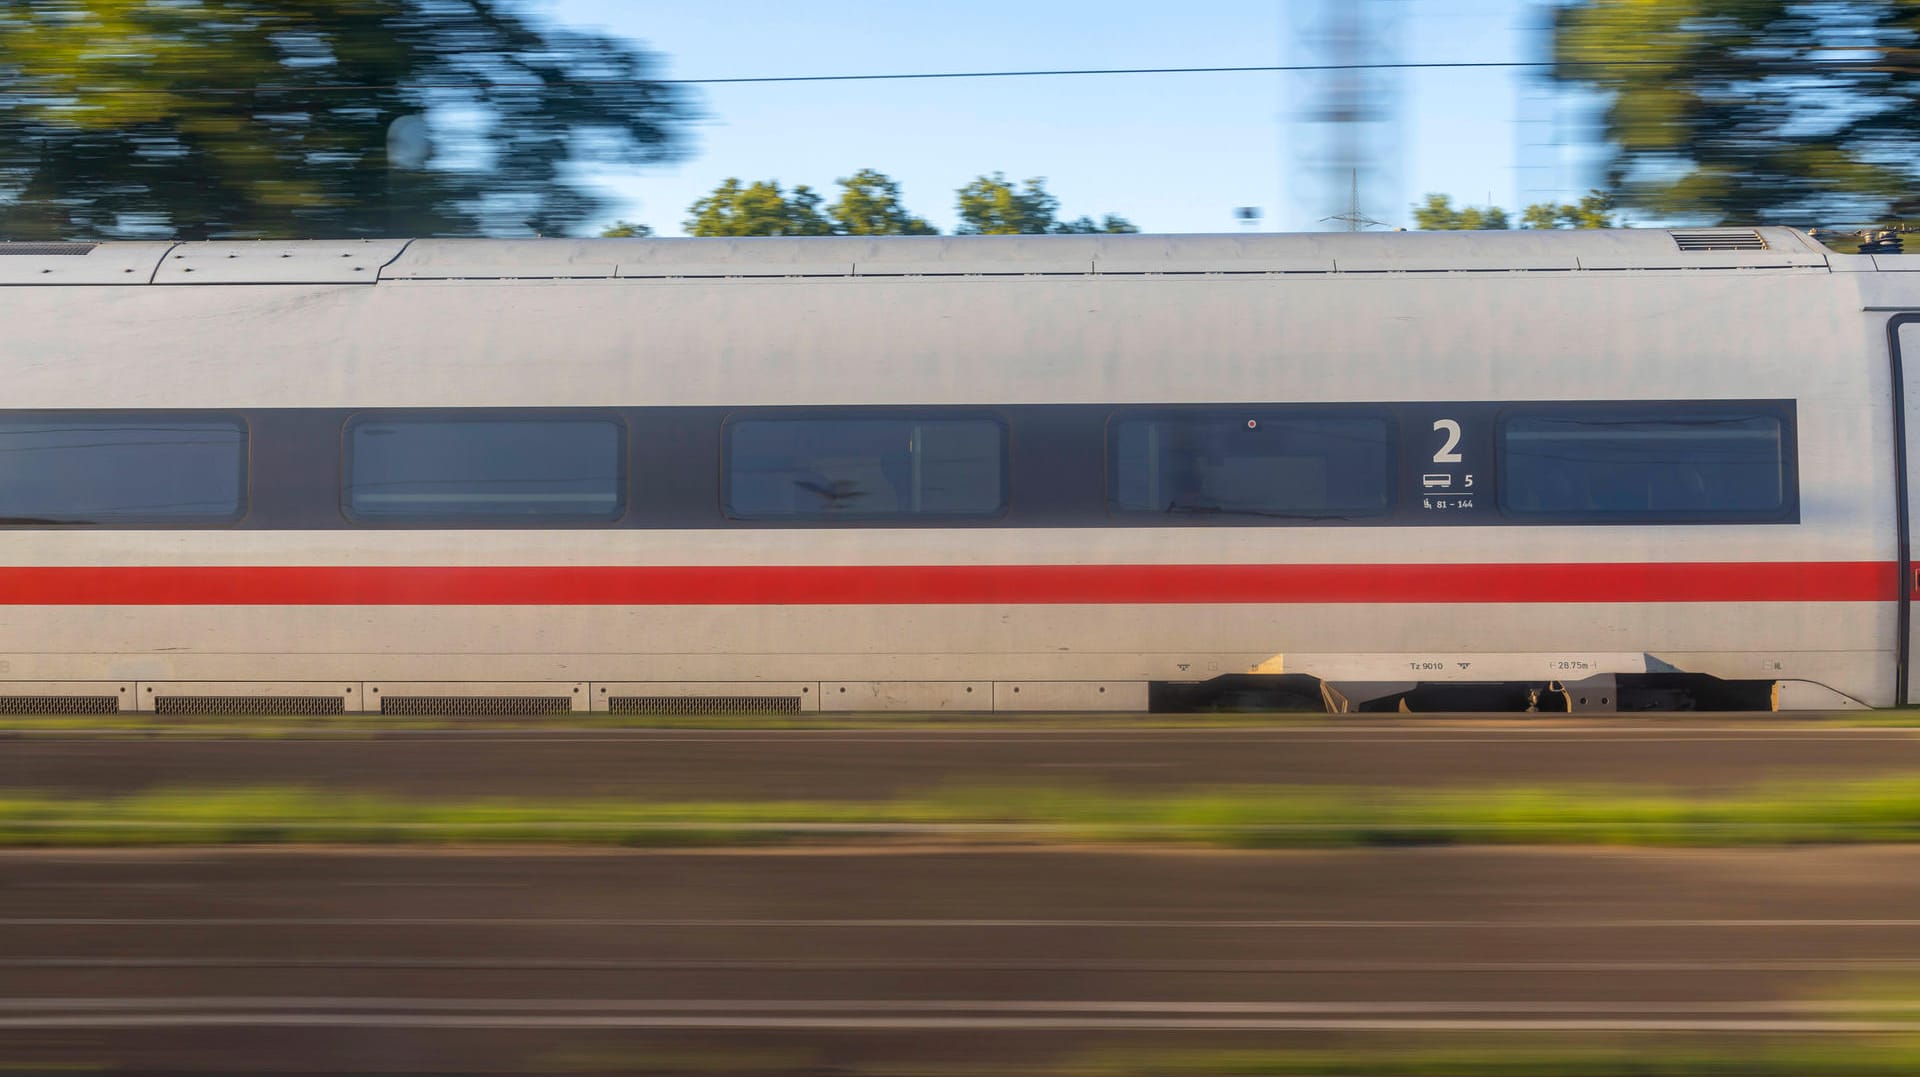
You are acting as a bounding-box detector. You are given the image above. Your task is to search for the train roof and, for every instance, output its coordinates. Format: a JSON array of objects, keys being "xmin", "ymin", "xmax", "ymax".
[{"xmin": 0, "ymin": 226, "xmax": 1914, "ymax": 284}]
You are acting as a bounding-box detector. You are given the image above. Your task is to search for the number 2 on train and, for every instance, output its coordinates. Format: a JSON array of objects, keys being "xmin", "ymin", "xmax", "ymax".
[{"xmin": 1431, "ymin": 418, "xmax": 1463, "ymax": 463}]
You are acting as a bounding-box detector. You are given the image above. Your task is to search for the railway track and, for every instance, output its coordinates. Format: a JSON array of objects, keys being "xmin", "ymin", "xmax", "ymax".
[{"xmin": 6, "ymin": 719, "xmax": 1920, "ymax": 798}]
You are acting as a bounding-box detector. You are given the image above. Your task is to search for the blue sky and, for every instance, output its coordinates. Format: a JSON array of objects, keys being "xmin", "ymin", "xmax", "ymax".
[{"xmin": 543, "ymin": 1, "xmax": 1593, "ymax": 236}]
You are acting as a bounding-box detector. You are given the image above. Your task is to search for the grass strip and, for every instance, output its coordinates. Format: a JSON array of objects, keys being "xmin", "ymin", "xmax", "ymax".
[
  {"xmin": 5, "ymin": 714, "xmax": 1915, "ymax": 735},
  {"xmin": 1061, "ymin": 1042, "xmax": 1920, "ymax": 1077},
  {"xmin": 6, "ymin": 775, "xmax": 1920, "ymax": 847},
  {"xmin": 0, "ymin": 713, "xmax": 1339, "ymax": 735}
]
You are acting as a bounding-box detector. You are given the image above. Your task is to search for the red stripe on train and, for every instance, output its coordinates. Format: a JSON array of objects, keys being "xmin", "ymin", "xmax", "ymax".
[{"xmin": 0, "ymin": 562, "xmax": 1899, "ymax": 605}]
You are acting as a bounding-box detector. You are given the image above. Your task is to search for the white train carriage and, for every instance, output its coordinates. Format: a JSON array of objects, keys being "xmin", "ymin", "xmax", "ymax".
[{"xmin": 0, "ymin": 227, "xmax": 1917, "ymax": 715}]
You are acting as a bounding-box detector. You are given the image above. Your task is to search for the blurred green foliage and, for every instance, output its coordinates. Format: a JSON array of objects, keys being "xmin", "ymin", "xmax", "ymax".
[
  {"xmin": 956, "ymin": 171, "xmax": 1139, "ymax": 235},
  {"xmin": 830, "ymin": 167, "xmax": 938, "ymax": 236},
  {"xmin": 956, "ymin": 172, "xmax": 1061, "ymax": 234},
  {"xmin": 6, "ymin": 775, "xmax": 1920, "ymax": 848},
  {"xmin": 684, "ymin": 178, "xmax": 835, "ymax": 237},
  {"xmin": 1050, "ymin": 212, "xmax": 1142, "ymax": 234},
  {"xmin": 1521, "ymin": 189, "xmax": 1620, "ymax": 230},
  {"xmin": 0, "ymin": 0, "xmax": 695, "ymax": 239},
  {"xmin": 1554, "ymin": 0, "xmax": 1920, "ymax": 225},
  {"xmin": 1413, "ymin": 193, "xmax": 1512, "ymax": 230},
  {"xmin": 1414, "ymin": 190, "xmax": 1617, "ymax": 230},
  {"xmin": 683, "ymin": 169, "xmax": 1138, "ymax": 237}
]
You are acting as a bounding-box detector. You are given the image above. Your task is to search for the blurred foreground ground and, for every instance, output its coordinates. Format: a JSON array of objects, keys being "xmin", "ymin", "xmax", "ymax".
[
  {"xmin": 6, "ymin": 719, "xmax": 1920, "ymax": 1074},
  {"xmin": 6, "ymin": 844, "xmax": 1920, "ymax": 1073}
]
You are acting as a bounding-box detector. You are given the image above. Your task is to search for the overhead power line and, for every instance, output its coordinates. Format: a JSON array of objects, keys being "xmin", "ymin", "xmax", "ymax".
[
  {"xmin": 650, "ymin": 59, "xmax": 1681, "ymax": 84},
  {"xmin": 0, "ymin": 58, "xmax": 1825, "ymax": 97}
]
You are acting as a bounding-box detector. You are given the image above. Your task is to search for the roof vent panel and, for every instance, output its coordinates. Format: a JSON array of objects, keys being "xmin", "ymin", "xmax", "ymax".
[
  {"xmin": 610, "ymin": 695, "xmax": 804, "ymax": 716},
  {"xmin": 381, "ymin": 695, "xmax": 574, "ymax": 716},
  {"xmin": 0, "ymin": 695, "xmax": 120, "ymax": 715},
  {"xmin": 154, "ymin": 695, "xmax": 344, "ymax": 717},
  {"xmin": 0, "ymin": 243, "xmax": 98, "ymax": 256},
  {"xmin": 0, "ymin": 241, "xmax": 174, "ymax": 283},
  {"xmin": 1670, "ymin": 229, "xmax": 1768, "ymax": 252}
]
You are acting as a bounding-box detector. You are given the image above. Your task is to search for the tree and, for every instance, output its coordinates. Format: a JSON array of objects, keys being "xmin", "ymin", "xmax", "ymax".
[
  {"xmin": 1053, "ymin": 214, "xmax": 1141, "ymax": 234},
  {"xmin": 0, "ymin": 0, "xmax": 696, "ymax": 241},
  {"xmin": 955, "ymin": 173, "xmax": 1137, "ymax": 235},
  {"xmin": 684, "ymin": 179, "xmax": 833, "ymax": 237},
  {"xmin": 680, "ymin": 170, "xmax": 1140, "ymax": 238},
  {"xmin": 1552, "ymin": 0, "xmax": 1918, "ymax": 225},
  {"xmin": 1521, "ymin": 190, "xmax": 1618, "ymax": 230},
  {"xmin": 600, "ymin": 220, "xmax": 654, "ymax": 238},
  {"xmin": 828, "ymin": 168, "xmax": 936, "ymax": 236},
  {"xmin": 956, "ymin": 173, "xmax": 1057, "ymax": 234},
  {"xmin": 1412, "ymin": 194, "xmax": 1510, "ymax": 230}
]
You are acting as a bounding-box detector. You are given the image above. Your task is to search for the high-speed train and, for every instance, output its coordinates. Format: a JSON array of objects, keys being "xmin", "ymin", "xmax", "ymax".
[{"xmin": 0, "ymin": 227, "xmax": 1916, "ymax": 715}]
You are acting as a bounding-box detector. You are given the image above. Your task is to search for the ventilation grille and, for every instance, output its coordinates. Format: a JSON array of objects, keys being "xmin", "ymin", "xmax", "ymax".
[
  {"xmin": 154, "ymin": 695, "xmax": 345, "ymax": 716},
  {"xmin": 0, "ymin": 695, "xmax": 120, "ymax": 715},
  {"xmin": 0, "ymin": 243, "xmax": 98, "ymax": 256},
  {"xmin": 1670, "ymin": 229, "xmax": 1767, "ymax": 252},
  {"xmin": 610, "ymin": 695, "xmax": 804, "ymax": 716},
  {"xmin": 380, "ymin": 695, "xmax": 573, "ymax": 716}
]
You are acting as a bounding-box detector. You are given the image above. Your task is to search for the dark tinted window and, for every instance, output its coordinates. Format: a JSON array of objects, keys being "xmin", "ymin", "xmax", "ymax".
[
  {"xmin": 725, "ymin": 416, "xmax": 1006, "ymax": 520},
  {"xmin": 0, "ymin": 414, "xmax": 247, "ymax": 525},
  {"xmin": 1110, "ymin": 411, "xmax": 1393, "ymax": 518},
  {"xmin": 1500, "ymin": 408, "xmax": 1790, "ymax": 519},
  {"xmin": 345, "ymin": 415, "xmax": 624, "ymax": 521}
]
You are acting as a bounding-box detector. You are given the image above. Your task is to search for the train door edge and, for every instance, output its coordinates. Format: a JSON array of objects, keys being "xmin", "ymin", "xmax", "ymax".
[{"xmin": 1893, "ymin": 313, "xmax": 1920, "ymax": 705}]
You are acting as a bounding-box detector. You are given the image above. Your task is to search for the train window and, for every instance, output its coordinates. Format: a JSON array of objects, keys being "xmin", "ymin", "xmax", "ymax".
[
  {"xmin": 1499, "ymin": 406, "xmax": 1792, "ymax": 521},
  {"xmin": 1109, "ymin": 411, "xmax": 1393, "ymax": 519},
  {"xmin": 724, "ymin": 415, "xmax": 1007, "ymax": 520},
  {"xmin": 343, "ymin": 415, "xmax": 625, "ymax": 522},
  {"xmin": 0, "ymin": 413, "xmax": 247, "ymax": 525}
]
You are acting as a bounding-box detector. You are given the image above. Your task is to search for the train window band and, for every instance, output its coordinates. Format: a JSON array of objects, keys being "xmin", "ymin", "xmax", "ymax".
[
  {"xmin": 0, "ymin": 413, "xmax": 247, "ymax": 525},
  {"xmin": 1109, "ymin": 410, "xmax": 1394, "ymax": 520},
  {"xmin": 0, "ymin": 400, "xmax": 1796, "ymax": 529},
  {"xmin": 1497, "ymin": 404, "xmax": 1796, "ymax": 523},
  {"xmin": 341, "ymin": 413, "xmax": 626, "ymax": 522},
  {"xmin": 721, "ymin": 415, "xmax": 1008, "ymax": 521}
]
